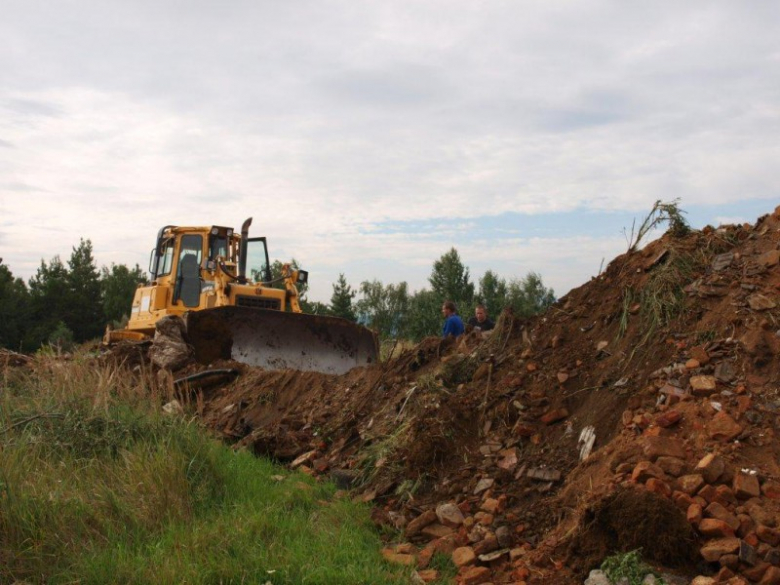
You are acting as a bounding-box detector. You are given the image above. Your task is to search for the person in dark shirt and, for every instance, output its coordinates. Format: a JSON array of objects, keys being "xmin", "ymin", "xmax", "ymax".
[
  {"xmin": 467, "ymin": 304, "xmax": 495, "ymax": 332},
  {"xmin": 441, "ymin": 300, "xmax": 465, "ymax": 338}
]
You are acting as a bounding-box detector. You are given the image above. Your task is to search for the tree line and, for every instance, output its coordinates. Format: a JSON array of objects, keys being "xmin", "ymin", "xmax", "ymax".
[
  {"xmin": 0, "ymin": 243, "xmax": 555, "ymax": 352},
  {"xmin": 321, "ymin": 248, "xmax": 555, "ymax": 341},
  {"xmin": 0, "ymin": 241, "xmax": 147, "ymax": 352}
]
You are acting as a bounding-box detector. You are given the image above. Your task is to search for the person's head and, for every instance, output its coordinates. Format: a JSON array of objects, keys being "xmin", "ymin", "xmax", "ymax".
[
  {"xmin": 474, "ymin": 304, "xmax": 488, "ymax": 323},
  {"xmin": 441, "ymin": 300, "xmax": 457, "ymax": 317}
]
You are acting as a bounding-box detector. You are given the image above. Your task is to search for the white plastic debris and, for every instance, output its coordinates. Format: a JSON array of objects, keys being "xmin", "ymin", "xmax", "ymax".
[{"xmin": 578, "ymin": 426, "xmax": 596, "ymax": 461}]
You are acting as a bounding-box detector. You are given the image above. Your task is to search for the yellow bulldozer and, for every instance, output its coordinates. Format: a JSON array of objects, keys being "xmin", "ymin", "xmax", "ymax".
[{"xmin": 105, "ymin": 218, "xmax": 377, "ymax": 374}]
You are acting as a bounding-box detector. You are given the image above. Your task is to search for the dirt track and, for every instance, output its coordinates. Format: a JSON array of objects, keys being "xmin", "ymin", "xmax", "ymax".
[{"xmin": 112, "ymin": 206, "xmax": 780, "ymax": 584}]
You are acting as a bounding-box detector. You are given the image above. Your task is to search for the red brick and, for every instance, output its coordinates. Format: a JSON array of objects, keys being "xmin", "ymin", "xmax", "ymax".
[
  {"xmin": 632, "ymin": 461, "xmax": 665, "ymax": 483},
  {"xmin": 760, "ymin": 566, "xmax": 780, "ymax": 584},
  {"xmin": 700, "ymin": 537, "xmax": 740, "ymax": 562},
  {"xmin": 708, "ymin": 412, "xmax": 743, "ymax": 442},
  {"xmin": 705, "ymin": 502, "xmax": 740, "ymax": 531},
  {"xmin": 758, "ymin": 525, "xmax": 780, "ymax": 547},
  {"xmin": 459, "ymin": 565, "xmax": 491, "ymax": 585},
  {"xmin": 452, "ymin": 546, "xmax": 476, "ymax": 567},
  {"xmin": 698, "ymin": 518, "xmax": 735, "ymax": 538},
  {"xmin": 734, "ymin": 472, "xmax": 761, "ymax": 500},
  {"xmin": 688, "ymin": 503, "xmax": 703, "ymax": 525},
  {"xmin": 678, "ymin": 474, "xmax": 706, "ymax": 495},
  {"xmin": 646, "ymin": 477, "xmax": 672, "ymax": 498},
  {"xmin": 696, "ymin": 453, "xmax": 725, "ymax": 484},
  {"xmin": 643, "ymin": 436, "xmax": 686, "ymax": 460}
]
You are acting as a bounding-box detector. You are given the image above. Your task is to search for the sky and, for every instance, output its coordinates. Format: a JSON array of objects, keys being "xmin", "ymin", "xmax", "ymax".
[{"xmin": 1, "ymin": 1, "xmax": 779, "ymax": 304}]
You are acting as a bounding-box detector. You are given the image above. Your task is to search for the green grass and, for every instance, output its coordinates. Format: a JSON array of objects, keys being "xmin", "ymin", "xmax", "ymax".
[{"xmin": 0, "ymin": 353, "xmax": 414, "ymax": 584}]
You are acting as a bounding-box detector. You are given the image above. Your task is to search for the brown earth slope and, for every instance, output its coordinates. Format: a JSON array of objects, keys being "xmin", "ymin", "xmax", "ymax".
[{"xmin": 118, "ymin": 206, "xmax": 780, "ymax": 585}]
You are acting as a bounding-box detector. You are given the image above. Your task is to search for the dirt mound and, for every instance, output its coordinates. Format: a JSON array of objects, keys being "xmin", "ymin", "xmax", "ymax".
[{"xmin": 122, "ymin": 205, "xmax": 780, "ymax": 584}]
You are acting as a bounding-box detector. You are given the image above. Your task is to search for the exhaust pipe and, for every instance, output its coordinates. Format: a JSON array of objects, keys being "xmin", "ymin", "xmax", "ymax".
[{"xmin": 238, "ymin": 217, "xmax": 252, "ymax": 282}]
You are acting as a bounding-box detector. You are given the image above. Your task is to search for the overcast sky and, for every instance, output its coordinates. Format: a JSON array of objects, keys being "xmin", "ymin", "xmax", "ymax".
[{"xmin": 2, "ymin": 1, "xmax": 778, "ymax": 304}]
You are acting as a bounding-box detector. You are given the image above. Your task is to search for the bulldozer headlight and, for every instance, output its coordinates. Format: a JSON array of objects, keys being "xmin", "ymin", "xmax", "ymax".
[{"xmin": 297, "ymin": 270, "xmax": 309, "ymax": 285}]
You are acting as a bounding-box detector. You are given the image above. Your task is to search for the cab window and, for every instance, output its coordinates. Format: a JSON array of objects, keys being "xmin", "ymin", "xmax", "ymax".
[
  {"xmin": 156, "ymin": 238, "xmax": 174, "ymax": 276},
  {"xmin": 179, "ymin": 234, "xmax": 203, "ymax": 267}
]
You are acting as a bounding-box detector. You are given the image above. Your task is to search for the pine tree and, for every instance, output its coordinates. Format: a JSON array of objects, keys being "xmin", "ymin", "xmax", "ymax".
[
  {"xmin": 0, "ymin": 259, "xmax": 30, "ymax": 350},
  {"xmin": 329, "ymin": 273, "xmax": 356, "ymax": 321},
  {"xmin": 66, "ymin": 239, "xmax": 104, "ymax": 342}
]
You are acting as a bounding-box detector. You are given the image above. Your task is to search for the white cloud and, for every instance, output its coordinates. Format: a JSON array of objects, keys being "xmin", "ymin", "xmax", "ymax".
[{"xmin": 1, "ymin": 1, "xmax": 779, "ymax": 304}]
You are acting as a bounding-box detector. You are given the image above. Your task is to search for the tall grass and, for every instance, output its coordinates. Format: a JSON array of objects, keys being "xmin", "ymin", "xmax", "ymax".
[{"xmin": 0, "ymin": 352, "xmax": 413, "ymax": 584}]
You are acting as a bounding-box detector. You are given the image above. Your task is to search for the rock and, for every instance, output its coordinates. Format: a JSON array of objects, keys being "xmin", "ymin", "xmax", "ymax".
[
  {"xmin": 698, "ymin": 518, "xmax": 735, "ymax": 538},
  {"xmin": 436, "ymin": 503, "xmax": 465, "ymax": 528},
  {"xmin": 712, "ymin": 252, "xmax": 734, "ymax": 271},
  {"xmin": 643, "ymin": 436, "xmax": 686, "ymax": 460},
  {"xmin": 420, "ymin": 523, "xmax": 454, "ymax": 539},
  {"xmin": 162, "ymin": 399, "xmax": 183, "ymax": 415},
  {"xmin": 758, "ymin": 250, "xmax": 780, "ymax": 267},
  {"xmin": 749, "ymin": 294, "xmax": 777, "ymax": 311},
  {"xmin": 705, "ymin": 502, "xmax": 740, "ymax": 530},
  {"xmin": 656, "ymin": 410, "xmax": 683, "ymax": 428},
  {"xmin": 695, "ymin": 453, "xmax": 725, "ymax": 484},
  {"xmin": 415, "ymin": 569, "xmax": 439, "ymax": 583},
  {"xmin": 497, "ymin": 448, "xmax": 518, "ymax": 471},
  {"xmin": 540, "ymin": 408, "xmax": 569, "ymax": 425},
  {"xmin": 688, "ymin": 503, "xmax": 703, "ymax": 525},
  {"xmin": 632, "ymin": 461, "xmax": 665, "ymax": 483},
  {"xmin": 714, "ymin": 362, "xmax": 737, "ymax": 383},
  {"xmin": 708, "ymin": 412, "xmax": 743, "ymax": 442},
  {"xmin": 657, "ymin": 456, "xmax": 687, "ymax": 477},
  {"xmin": 459, "ymin": 566, "xmax": 491, "ymax": 585},
  {"xmin": 766, "ymin": 549, "xmax": 780, "ymax": 566},
  {"xmin": 740, "ymin": 540, "xmax": 759, "ymax": 566},
  {"xmin": 452, "ymin": 546, "xmax": 476, "ymax": 567},
  {"xmin": 149, "ymin": 315, "xmax": 193, "ymax": 370},
  {"xmin": 406, "ymin": 510, "xmax": 438, "ymax": 537},
  {"xmin": 763, "ymin": 482, "xmax": 780, "ymax": 500},
  {"xmin": 690, "ymin": 375, "xmax": 718, "ymax": 396},
  {"xmin": 748, "ymin": 503, "xmax": 777, "ymax": 528},
  {"xmin": 700, "ymin": 537, "xmax": 740, "ymax": 562},
  {"xmin": 584, "ymin": 570, "xmax": 612, "ymax": 585},
  {"xmin": 381, "ymin": 548, "xmax": 416, "ymax": 565},
  {"xmin": 734, "ymin": 472, "xmax": 761, "ymax": 500},
  {"xmin": 526, "ymin": 468, "xmax": 561, "ymax": 482},
  {"xmin": 760, "ymin": 566, "xmax": 780, "ymax": 584},
  {"xmin": 478, "ymin": 548, "xmax": 509, "ymax": 562},
  {"xmin": 742, "ymin": 561, "xmax": 770, "ymax": 582},
  {"xmin": 495, "ymin": 526, "xmax": 512, "ymax": 548},
  {"xmin": 473, "ymin": 478, "xmax": 494, "ymax": 495},
  {"xmin": 758, "ymin": 525, "xmax": 780, "ymax": 547},
  {"xmin": 690, "ymin": 346, "xmax": 711, "ymax": 365},
  {"xmin": 678, "ymin": 474, "xmax": 706, "ymax": 495}
]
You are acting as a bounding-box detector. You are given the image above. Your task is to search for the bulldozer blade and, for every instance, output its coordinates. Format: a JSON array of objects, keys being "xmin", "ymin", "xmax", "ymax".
[{"xmin": 184, "ymin": 307, "xmax": 378, "ymax": 375}]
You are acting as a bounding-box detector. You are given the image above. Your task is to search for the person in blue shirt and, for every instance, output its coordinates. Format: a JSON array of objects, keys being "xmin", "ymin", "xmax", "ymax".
[{"xmin": 441, "ymin": 300, "xmax": 465, "ymax": 338}]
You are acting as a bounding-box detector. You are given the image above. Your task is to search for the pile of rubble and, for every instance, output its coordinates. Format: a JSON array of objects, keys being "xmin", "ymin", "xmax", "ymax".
[{"xmin": 107, "ymin": 206, "xmax": 780, "ymax": 584}]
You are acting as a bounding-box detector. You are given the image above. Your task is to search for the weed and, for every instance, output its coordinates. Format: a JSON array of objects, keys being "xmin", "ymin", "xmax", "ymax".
[
  {"xmin": 638, "ymin": 250, "xmax": 698, "ymax": 333},
  {"xmin": 625, "ymin": 199, "xmax": 691, "ymax": 252},
  {"xmin": 600, "ymin": 549, "xmax": 666, "ymax": 585},
  {"xmin": 616, "ymin": 287, "xmax": 636, "ymax": 341}
]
